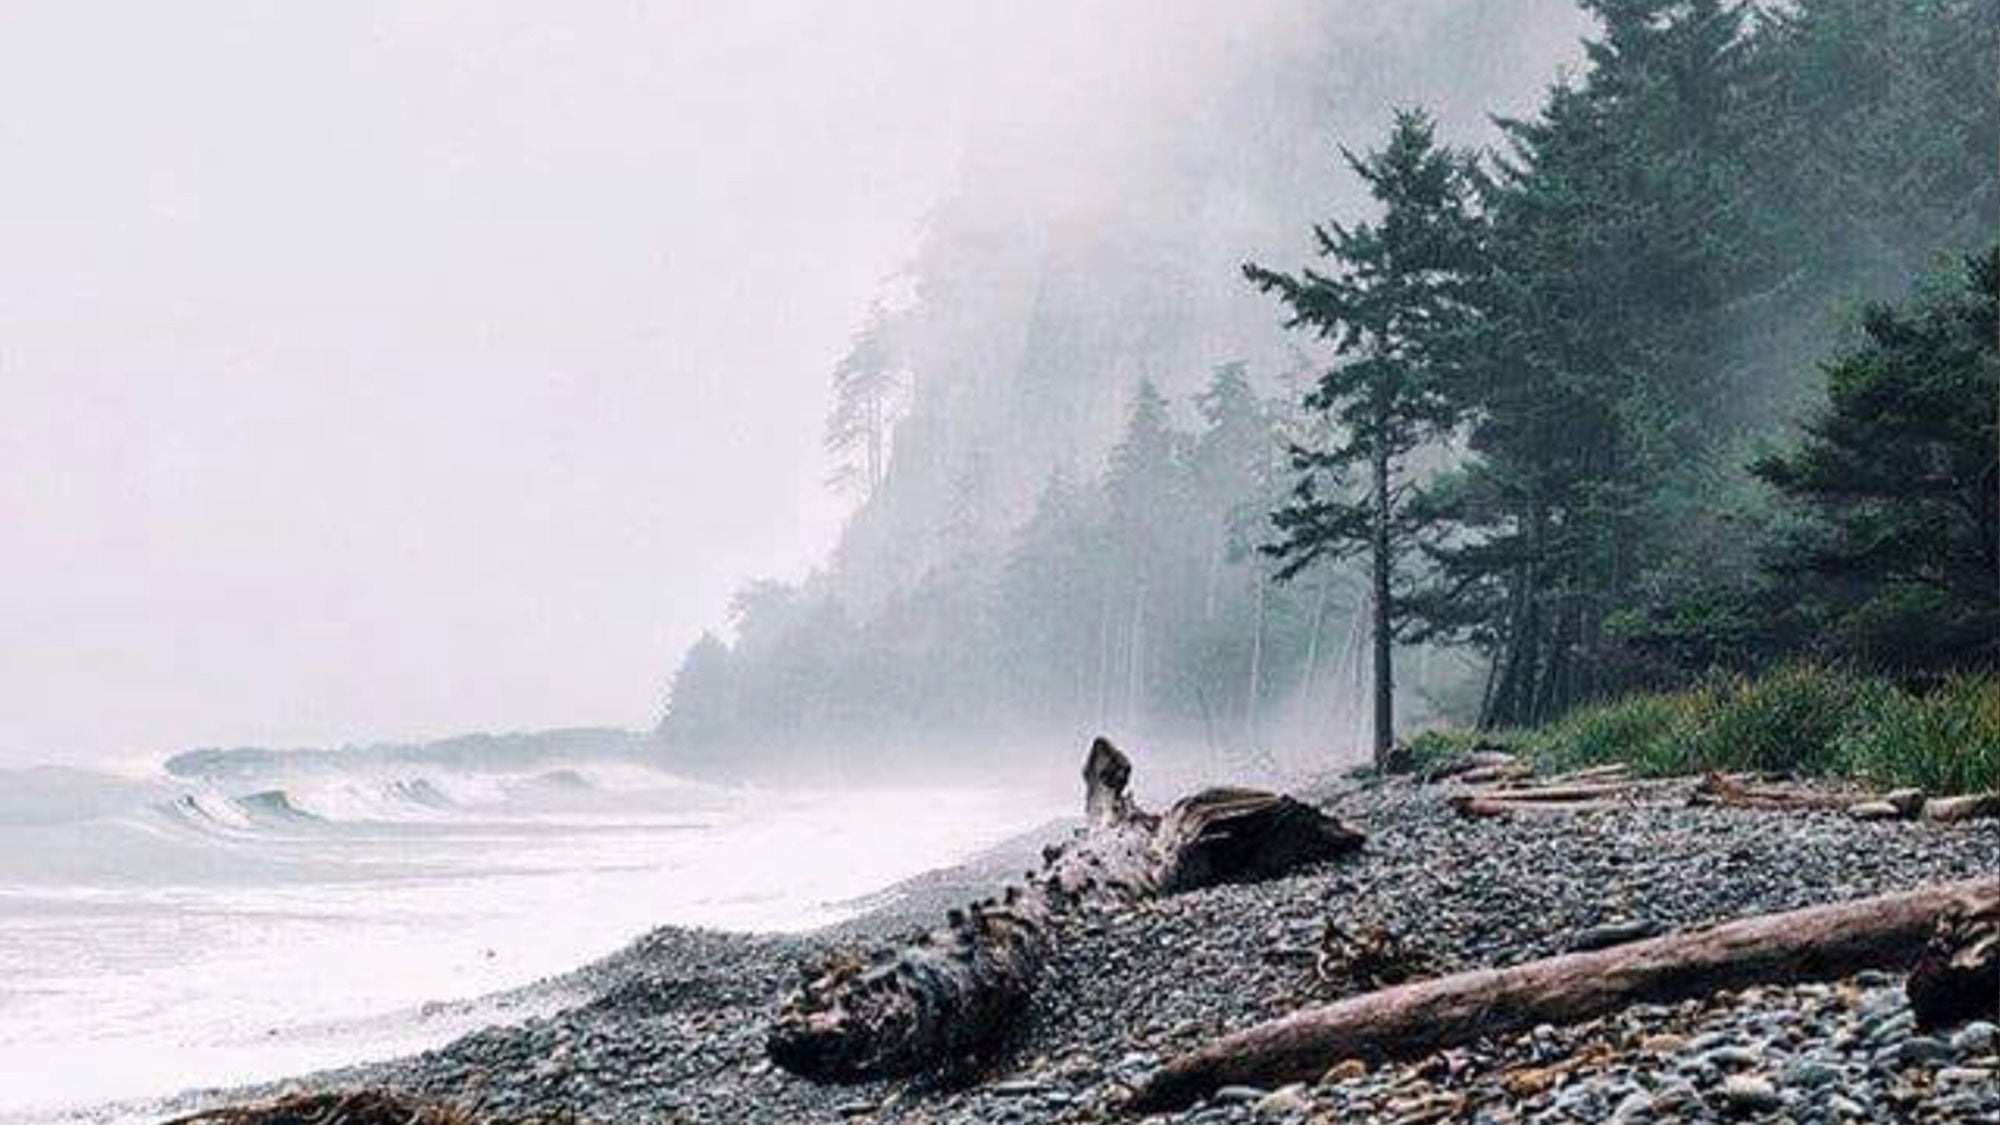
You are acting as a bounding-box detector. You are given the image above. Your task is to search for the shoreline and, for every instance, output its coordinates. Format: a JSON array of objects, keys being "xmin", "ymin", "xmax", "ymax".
[
  {"xmin": 35, "ymin": 814, "xmax": 1079, "ymax": 1125},
  {"xmin": 49, "ymin": 774, "xmax": 2000, "ymax": 1125}
]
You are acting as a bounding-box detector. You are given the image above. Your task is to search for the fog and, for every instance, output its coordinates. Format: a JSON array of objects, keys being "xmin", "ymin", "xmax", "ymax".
[{"xmin": 0, "ymin": 2, "xmax": 1592, "ymax": 768}]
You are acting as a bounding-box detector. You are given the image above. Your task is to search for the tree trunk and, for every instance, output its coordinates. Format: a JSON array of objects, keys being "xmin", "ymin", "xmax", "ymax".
[
  {"xmin": 1298, "ymin": 572, "xmax": 1333, "ymax": 717},
  {"xmin": 1094, "ymin": 585, "xmax": 1114, "ymax": 728},
  {"xmin": 1125, "ymin": 580, "xmax": 1146, "ymax": 726},
  {"xmin": 1369, "ymin": 439, "xmax": 1394, "ymax": 768},
  {"xmin": 1129, "ymin": 878, "xmax": 1996, "ymax": 1111},
  {"xmin": 766, "ymin": 738, "xmax": 1365, "ymax": 1083},
  {"xmin": 1244, "ymin": 573, "xmax": 1267, "ymax": 748}
]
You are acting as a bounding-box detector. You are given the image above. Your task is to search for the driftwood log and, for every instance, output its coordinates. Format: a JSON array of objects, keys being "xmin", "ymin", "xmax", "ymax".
[
  {"xmin": 1450, "ymin": 794, "xmax": 1627, "ymax": 820},
  {"xmin": 1689, "ymin": 772, "xmax": 1856, "ymax": 812},
  {"xmin": 766, "ymin": 738, "xmax": 1364, "ymax": 1083},
  {"xmin": 1923, "ymin": 792, "xmax": 2000, "ymax": 823},
  {"xmin": 161, "ymin": 1092, "xmax": 520, "ymax": 1125},
  {"xmin": 1447, "ymin": 773, "xmax": 1676, "ymax": 820},
  {"xmin": 1909, "ymin": 884, "xmax": 2000, "ymax": 1028},
  {"xmin": 1128, "ymin": 878, "xmax": 1997, "ymax": 1112},
  {"xmin": 1421, "ymin": 749, "xmax": 1522, "ymax": 783},
  {"xmin": 1693, "ymin": 773, "xmax": 2000, "ymax": 823}
]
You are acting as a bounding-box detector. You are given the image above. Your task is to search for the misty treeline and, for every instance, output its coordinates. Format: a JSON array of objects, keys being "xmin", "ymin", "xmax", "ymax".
[
  {"xmin": 670, "ymin": 364, "xmax": 1385, "ymax": 765},
  {"xmin": 659, "ymin": 0, "xmax": 1998, "ymax": 772}
]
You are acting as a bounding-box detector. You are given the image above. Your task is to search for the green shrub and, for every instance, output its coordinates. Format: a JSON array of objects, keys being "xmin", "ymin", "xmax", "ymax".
[
  {"xmin": 1840, "ymin": 675, "xmax": 2000, "ymax": 794},
  {"xmin": 1677, "ymin": 665, "xmax": 1888, "ymax": 778},
  {"xmin": 1535, "ymin": 690, "xmax": 1699, "ymax": 776},
  {"xmin": 1483, "ymin": 664, "xmax": 1996, "ymax": 792},
  {"xmin": 1399, "ymin": 727, "xmax": 1533, "ymax": 774}
]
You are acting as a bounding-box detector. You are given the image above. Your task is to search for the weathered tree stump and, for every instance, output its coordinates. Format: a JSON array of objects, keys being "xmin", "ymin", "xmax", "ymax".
[
  {"xmin": 1909, "ymin": 884, "xmax": 2000, "ymax": 1028},
  {"xmin": 765, "ymin": 738, "xmax": 1364, "ymax": 1083}
]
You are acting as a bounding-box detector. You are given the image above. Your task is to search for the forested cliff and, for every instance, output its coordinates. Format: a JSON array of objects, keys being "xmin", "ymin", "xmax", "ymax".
[{"xmin": 659, "ymin": 0, "xmax": 1999, "ymax": 774}]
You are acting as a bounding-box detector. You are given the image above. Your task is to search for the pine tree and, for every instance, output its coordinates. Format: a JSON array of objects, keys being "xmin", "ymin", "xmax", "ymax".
[
  {"xmin": 1101, "ymin": 380, "xmax": 1188, "ymax": 729},
  {"xmin": 659, "ymin": 632, "xmax": 735, "ymax": 747},
  {"xmin": 1753, "ymin": 250, "xmax": 2000, "ymax": 674},
  {"xmin": 825, "ymin": 304, "xmax": 904, "ymax": 498},
  {"xmin": 1246, "ymin": 108, "xmax": 1485, "ymax": 766}
]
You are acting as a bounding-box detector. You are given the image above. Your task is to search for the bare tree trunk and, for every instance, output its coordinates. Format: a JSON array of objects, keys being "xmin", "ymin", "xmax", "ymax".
[
  {"xmin": 767, "ymin": 739, "xmax": 1365, "ymax": 1083},
  {"xmin": 1203, "ymin": 538, "xmax": 1224, "ymax": 621},
  {"xmin": 1094, "ymin": 584, "xmax": 1114, "ymax": 728},
  {"xmin": 1125, "ymin": 580, "xmax": 1146, "ymax": 728},
  {"xmin": 1130, "ymin": 878, "xmax": 1998, "ymax": 1111},
  {"xmin": 1369, "ymin": 439, "xmax": 1394, "ymax": 769},
  {"xmin": 864, "ymin": 389, "xmax": 883, "ymax": 496},
  {"xmin": 1299, "ymin": 572, "xmax": 1332, "ymax": 711},
  {"xmin": 1244, "ymin": 572, "xmax": 1267, "ymax": 748}
]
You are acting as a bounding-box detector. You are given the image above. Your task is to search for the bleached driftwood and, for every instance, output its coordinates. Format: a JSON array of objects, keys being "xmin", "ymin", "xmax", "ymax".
[
  {"xmin": 1128, "ymin": 878, "xmax": 1997, "ymax": 1111},
  {"xmin": 1922, "ymin": 792, "xmax": 2000, "ymax": 823},
  {"xmin": 765, "ymin": 737, "xmax": 1365, "ymax": 1082},
  {"xmin": 1449, "ymin": 794, "xmax": 1627, "ymax": 820}
]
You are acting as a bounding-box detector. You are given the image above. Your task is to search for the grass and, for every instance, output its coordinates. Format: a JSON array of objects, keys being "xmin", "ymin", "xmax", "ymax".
[
  {"xmin": 1414, "ymin": 665, "xmax": 1999, "ymax": 795},
  {"xmin": 1838, "ymin": 674, "xmax": 2000, "ymax": 795}
]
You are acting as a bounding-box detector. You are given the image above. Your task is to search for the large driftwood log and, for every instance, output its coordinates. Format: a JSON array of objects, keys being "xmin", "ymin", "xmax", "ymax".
[
  {"xmin": 163, "ymin": 1092, "xmax": 496, "ymax": 1125},
  {"xmin": 1129, "ymin": 878, "xmax": 1996, "ymax": 1112},
  {"xmin": 1449, "ymin": 794, "xmax": 1627, "ymax": 820},
  {"xmin": 1688, "ymin": 772, "xmax": 1858, "ymax": 811},
  {"xmin": 766, "ymin": 738, "xmax": 1364, "ymax": 1083},
  {"xmin": 1421, "ymin": 748, "xmax": 1522, "ymax": 783},
  {"xmin": 1922, "ymin": 792, "xmax": 2000, "ymax": 823},
  {"xmin": 1694, "ymin": 773, "xmax": 2000, "ymax": 823},
  {"xmin": 1909, "ymin": 885, "xmax": 2000, "ymax": 1028}
]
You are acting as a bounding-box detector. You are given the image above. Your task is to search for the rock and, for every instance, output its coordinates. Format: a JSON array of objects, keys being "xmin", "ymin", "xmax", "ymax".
[
  {"xmin": 1847, "ymin": 801, "xmax": 1902, "ymax": 821},
  {"xmin": 1703, "ymin": 1045, "xmax": 1763, "ymax": 1070},
  {"xmin": 1611, "ymin": 1090, "xmax": 1656, "ymax": 1122},
  {"xmin": 1320, "ymin": 1058, "xmax": 1368, "ymax": 1084},
  {"xmin": 1687, "ymin": 1031, "xmax": 1737, "ymax": 1052},
  {"xmin": 1717, "ymin": 1073, "xmax": 1781, "ymax": 1113},
  {"xmin": 1214, "ymin": 1084, "xmax": 1269, "ymax": 1104},
  {"xmin": 1951, "ymin": 1020, "xmax": 1998, "ymax": 1055},
  {"xmin": 1879, "ymin": 1036, "xmax": 1954, "ymax": 1068},
  {"xmin": 1864, "ymin": 1011, "xmax": 1918, "ymax": 1043},
  {"xmin": 1252, "ymin": 1084, "xmax": 1311, "ymax": 1118},
  {"xmin": 1568, "ymin": 918, "xmax": 1667, "ymax": 952}
]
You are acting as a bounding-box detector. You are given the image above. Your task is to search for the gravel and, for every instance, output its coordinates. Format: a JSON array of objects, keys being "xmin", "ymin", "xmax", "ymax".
[{"xmin": 131, "ymin": 776, "xmax": 1997, "ymax": 1125}]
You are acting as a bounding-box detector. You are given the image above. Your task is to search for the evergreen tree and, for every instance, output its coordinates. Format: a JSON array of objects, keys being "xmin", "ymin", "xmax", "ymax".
[
  {"xmin": 1753, "ymin": 250, "xmax": 2000, "ymax": 674},
  {"xmin": 825, "ymin": 303, "xmax": 904, "ymax": 498},
  {"xmin": 1100, "ymin": 379, "xmax": 1189, "ymax": 729},
  {"xmin": 658, "ymin": 631, "xmax": 735, "ymax": 746},
  {"xmin": 1247, "ymin": 108, "xmax": 1486, "ymax": 766},
  {"xmin": 996, "ymin": 466, "xmax": 1103, "ymax": 726},
  {"xmin": 1411, "ymin": 0, "xmax": 1768, "ymax": 726}
]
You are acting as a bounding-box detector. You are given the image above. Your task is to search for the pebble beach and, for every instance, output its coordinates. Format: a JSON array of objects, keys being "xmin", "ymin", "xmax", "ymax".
[{"xmin": 128, "ymin": 774, "xmax": 1997, "ymax": 1125}]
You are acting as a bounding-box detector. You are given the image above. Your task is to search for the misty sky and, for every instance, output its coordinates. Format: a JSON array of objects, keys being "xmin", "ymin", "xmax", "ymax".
[{"xmin": 1, "ymin": 2, "xmax": 1573, "ymax": 767}]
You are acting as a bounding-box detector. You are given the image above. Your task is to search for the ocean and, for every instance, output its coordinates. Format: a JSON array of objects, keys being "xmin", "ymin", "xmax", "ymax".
[{"xmin": 0, "ymin": 759, "xmax": 1053, "ymax": 1122}]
